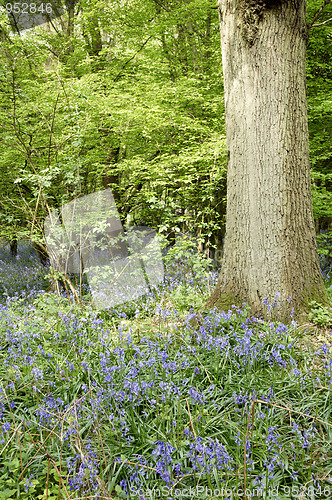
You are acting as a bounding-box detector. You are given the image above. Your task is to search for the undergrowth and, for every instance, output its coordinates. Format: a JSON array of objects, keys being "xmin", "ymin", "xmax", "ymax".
[{"xmin": 0, "ymin": 240, "xmax": 331, "ymax": 499}]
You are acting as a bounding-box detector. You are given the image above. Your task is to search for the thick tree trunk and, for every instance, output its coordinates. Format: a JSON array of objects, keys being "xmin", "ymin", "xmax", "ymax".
[{"xmin": 206, "ymin": 0, "xmax": 329, "ymax": 321}]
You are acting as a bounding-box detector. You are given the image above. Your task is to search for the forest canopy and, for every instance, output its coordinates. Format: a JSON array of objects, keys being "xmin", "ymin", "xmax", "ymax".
[{"xmin": 0, "ymin": 0, "xmax": 331, "ymax": 259}]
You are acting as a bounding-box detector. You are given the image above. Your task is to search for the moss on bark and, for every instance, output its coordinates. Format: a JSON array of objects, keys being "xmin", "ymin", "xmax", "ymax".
[{"xmin": 211, "ymin": 291, "xmax": 243, "ymax": 312}]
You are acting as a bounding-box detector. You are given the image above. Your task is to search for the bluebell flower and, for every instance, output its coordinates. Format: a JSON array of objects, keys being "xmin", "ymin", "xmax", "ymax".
[
  {"xmin": 24, "ymin": 474, "xmax": 33, "ymax": 493},
  {"xmin": 31, "ymin": 366, "xmax": 43, "ymax": 380},
  {"xmin": 235, "ymin": 431, "xmax": 241, "ymax": 446}
]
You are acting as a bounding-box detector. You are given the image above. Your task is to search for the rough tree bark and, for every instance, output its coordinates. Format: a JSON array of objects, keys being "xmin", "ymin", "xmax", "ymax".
[{"xmin": 206, "ymin": 0, "xmax": 329, "ymax": 321}]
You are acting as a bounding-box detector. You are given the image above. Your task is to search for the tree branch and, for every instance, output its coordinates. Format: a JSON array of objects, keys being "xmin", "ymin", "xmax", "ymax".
[
  {"xmin": 152, "ymin": 0, "xmax": 171, "ymax": 12},
  {"xmin": 308, "ymin": 0, "xmax": 331, "ymax": 29},
  {"xmin": 312, "ymin": 16, "xmax": 332, "ymax": 27},
  {"xmin": 113, "ymin": 36, "xmax": 153, "ymax": 82},
  {"xmin": 46, "ymin": 16, "xmax": 60, "ymax": 34}
]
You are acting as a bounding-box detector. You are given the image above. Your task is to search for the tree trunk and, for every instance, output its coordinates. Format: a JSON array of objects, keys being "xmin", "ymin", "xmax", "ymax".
[
  {"xmin": 10, "ymin": 239, "xmax": 17, "ymax": 258},
  {"xmin": 33, "ymin": 242, "xmax": 49, "ymax": 266},
  {"xmin": 203, "ymin": 8, "xmax": 213, "ymax": 68},
  {"xmin": 101, "ymin": 145, "xmax": 121, "ymax": 205},
  {"xmin": 64, "ymin": 0, "xmax": 76, "ymax": 53},
  {"xmin": 206, "ymin": 0, "xmax": 329, "ymax": 321},
  {"xmin": 83, "ymin": 17, "xmax": 103, "ymax": 60}
]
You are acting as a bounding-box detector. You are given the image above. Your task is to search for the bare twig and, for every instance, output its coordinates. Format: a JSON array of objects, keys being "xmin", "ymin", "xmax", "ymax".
[
  {"xmin": 312, "ymin": 16, "xmax": 332, "ymax": 26},
  {"xmin": 113, "ymin": 36, "xmax": 153, "ymax": 82},
  {"xmin": 30, "ymin": 184, "xmax": 42, "ymax": 238},
  {"xmin": 185, "ymin": 398, "xmax": 197, "ymax": 438},
  {"xmin": 22, "ymin": 421, "xmax": 71, "ymax": 498},
  {"xmin": 255, "ymin": 399, "xmax": 332, "ymax": 428},
  {"xmin": 118, "ymin": 459, "xmax": 157, "ymax": 473},
  {"xmin": 46, "ymin": 459, "xmax": 50, "ymax": 500},
  {"xmin": 170, "ymin": 472, "xmax": 198, "ymax": 492},
  {"xmin": 0, "ymin": 386, "xmax": 24, "ymax": 473},
  {"xmin": 308, "ymin": 0, "xmax": 331, "ymax": 28},
  {"xmin": 20, "ymin": 390, "xmax": 91, "ymax": 481},
  {"xmin": 322, "ymin": 466, "xmax": 332, "ymax": 481},
  {"xmin": 222, "ymin": 346, "xmax": 230, "ymax": 370},
  {"xmin": 95, "ymin": 419, "xmax": 108, "ymax": 478},
  {"xmin": 72, "ymin": 437, "xmax": 110, "ymax": 498},
  {"xmin": 0, "ymin": 423, "xmax": 23, "ymax": 455}
]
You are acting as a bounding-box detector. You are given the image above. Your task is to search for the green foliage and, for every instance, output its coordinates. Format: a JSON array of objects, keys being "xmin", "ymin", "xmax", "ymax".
[
  {"xmin": 160, "ymin": 233, "xmax": 217, "ymax": 311},
  {"xmin": 0, "ymin": 1, "xmax": 225, "ymax": 250},
  {"xmin": 169, "ymin": 284, "xmax": 206, "ymax": 311},
  {"xmin": 0, "ymin": 457, "xmax": 61, "ymax": 499},
  {"xmin": 308, "ymin": 300, "xmax": 332, "ymax": 326},
  {"xmin": 307, "ymin": 1, "xmax": 332, "ymax": 225},
  {"xmin": 162, "ymin": 233, "xmax": 215, "ymax": 280},
  {"xmin": 0, "ymin": 3, "xmax": 331, "ymax": 497},
  {"xmin": 317, "ymin": 229, "xmax": 332, "ymax": 260}
]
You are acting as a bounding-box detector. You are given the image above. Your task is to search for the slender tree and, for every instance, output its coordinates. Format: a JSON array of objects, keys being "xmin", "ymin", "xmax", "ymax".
[{"xmin": 206, "ymin": 0, "xmax": 331, "ymax": 321}]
